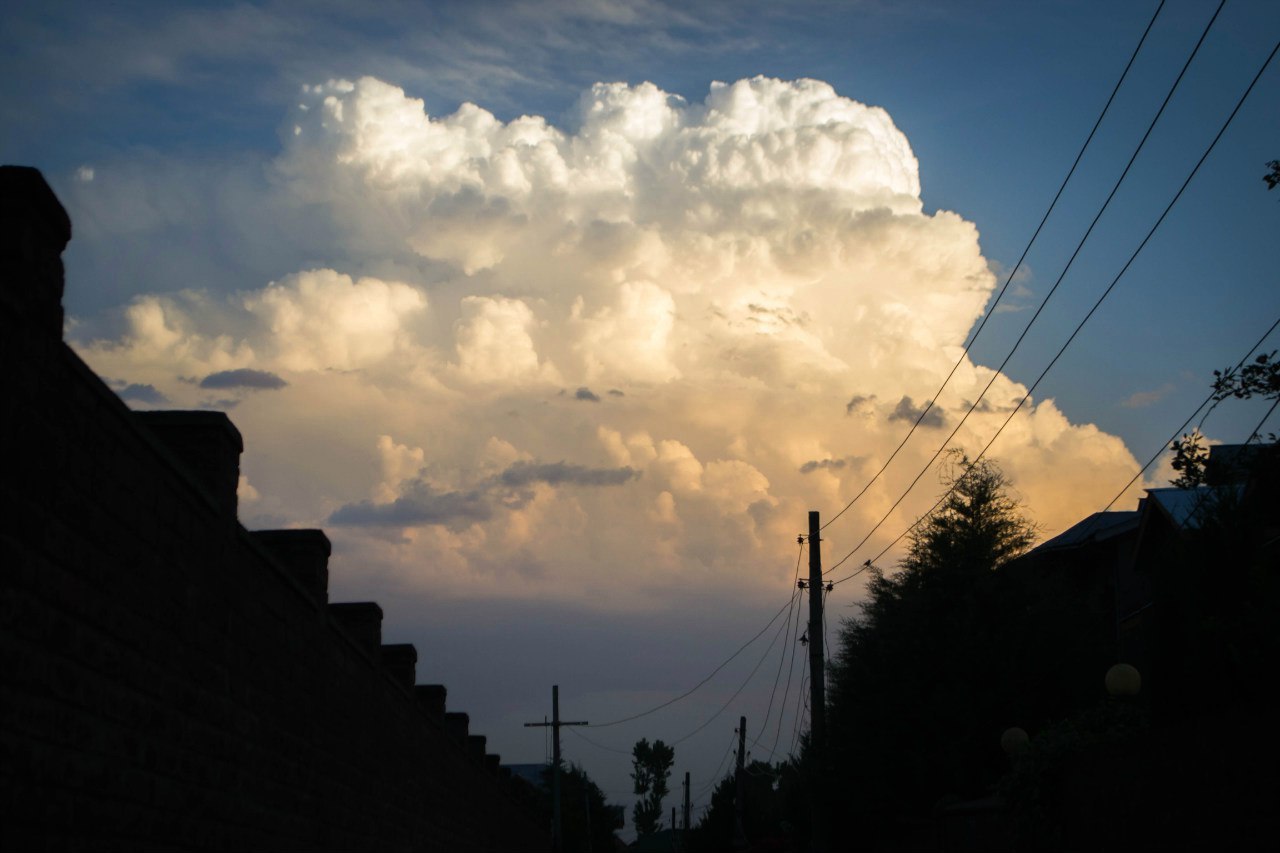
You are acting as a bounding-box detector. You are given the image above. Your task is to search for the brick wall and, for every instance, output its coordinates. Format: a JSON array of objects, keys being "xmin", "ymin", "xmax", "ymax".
[{"xmin": 0, "ymin": 167, "xmax": 548, "ymax": 852}]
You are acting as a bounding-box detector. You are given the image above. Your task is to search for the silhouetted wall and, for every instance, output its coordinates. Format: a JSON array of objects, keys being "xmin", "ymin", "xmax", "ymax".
[{"xmin": 0, "ymin": 166, "xmax": 546, "ymax": 852}]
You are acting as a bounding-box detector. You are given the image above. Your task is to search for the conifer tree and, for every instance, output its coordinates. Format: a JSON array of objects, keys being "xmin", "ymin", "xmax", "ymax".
[{"xmin": 826, "ymin": 455, "xmax": 1037, "ymax": 841}]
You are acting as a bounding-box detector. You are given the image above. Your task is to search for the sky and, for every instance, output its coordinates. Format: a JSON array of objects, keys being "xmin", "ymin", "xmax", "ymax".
[{"xmin": 4, "ymin": 0, "xmax": 1278, "ymax": 828}]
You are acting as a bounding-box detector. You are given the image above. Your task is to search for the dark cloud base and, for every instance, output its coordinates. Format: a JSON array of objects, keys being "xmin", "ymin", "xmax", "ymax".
[
  {"xmin": 115, "ymin": 382, "xmax": 168, "ymax": 405},
  {"xmin": 330, "ymin": 460, "xmax": 639, "ymax": 528},
  {"xmin": 200, "ymin": 368, "xmax": 288, "ymax": 390},
  {"xmin": 888, "ymin": 395, "xmax": 945, "ymax": 429}
]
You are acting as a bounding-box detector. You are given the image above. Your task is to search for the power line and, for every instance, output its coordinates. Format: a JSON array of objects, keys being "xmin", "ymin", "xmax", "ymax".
[
  {"xmin": 1100, "ymin": 314, "xmax": 1280, "ymax": 513},
  {"xmin": 830, "ymin": 30, "xmax": 1279, "ymax": 585},
  {"xmin": 767, "ymin": 584, "xmax": 806, "ymax": 758},
  {"xmin": 751, "ymin": 541, "xmax": 805, "ymax": 751},
  {"xmin": 589, "ymin": 591, "xmax": 798, "ymax": 728},
  {"xmin": 565, "ymin": 724, "xmax": 634, "ymax": 757},
  {"xmin": 837, "ymin": 309, "xmax": 1278, "ymax": 589},
  {"xmin": 672, "ymin": 595, "xmax": 795, "ymax": 746},
  {"xmin": 1246, "ymin": 397, "xmax": 1280, "ymax": 443},
  {"xmin": 824, "ymin": 0, "xmax": 1227, "ymax": 576},
  {"xmin": 818, "ymin": 0, "xmax": 1169, "ymax": 535},
  {"xmin": 691, "ymin": 729, "xmax": 739, "ymax": 809},
  {"xmin": 789, "ymin": 655, "xmax": 810, "ymax": 757}
]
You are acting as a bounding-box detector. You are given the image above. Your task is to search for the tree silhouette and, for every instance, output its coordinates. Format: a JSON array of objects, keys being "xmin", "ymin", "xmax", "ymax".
[
  {"xmin": 1169, "ymin": 430, "xmax": 1210, "ymax": 488},
  {"xmin": 630, "ymin": 738, "xmax": 674, "ymax": 837},
  {"xmin": 827, "ymin": 456, "xmax": 1039, "ymax": 843},
  {"xmin": 688, "ymin": 759, "xmax": 807, "ymax": 852},
  {"xmin": 543, "ymin": 763, "xmax": 621, "ymax": 853},
  {"xmin": 1170, "ymin": 351, "xmax": 1279, "ymax": 485},
  {"xmin": 896, "ymin": 454, "xmax": 1037, "ymax": 580}
]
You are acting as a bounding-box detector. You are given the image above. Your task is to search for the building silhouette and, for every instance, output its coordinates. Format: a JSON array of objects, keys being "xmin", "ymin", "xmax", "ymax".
[{"xmin": 0, "ymin": 166, "xmax": 547, "ymax": 851}]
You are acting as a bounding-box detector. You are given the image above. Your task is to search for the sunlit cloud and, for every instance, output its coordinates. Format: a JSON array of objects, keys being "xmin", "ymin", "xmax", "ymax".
[
  {"xmin": 1120, "ymin": 382, "xmax": 1176, "ymax": 409},
  {"xmin": 75, "ymin": 75, "xmax": 1144, "ymax": 605}
]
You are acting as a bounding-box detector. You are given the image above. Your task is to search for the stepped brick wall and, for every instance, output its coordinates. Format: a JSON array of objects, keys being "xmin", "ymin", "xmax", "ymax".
[{"xmin": 0, "ymin": 166, "xmax": 548, "ymax": 852}]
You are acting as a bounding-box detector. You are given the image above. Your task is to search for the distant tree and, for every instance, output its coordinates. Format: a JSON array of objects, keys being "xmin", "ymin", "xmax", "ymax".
[
  {"xmin": 631, "ymin": 738, "xmax": 674, "ymax": 837},
  {"xmin": 688, "ymin": 759, "xmax": 807, "ymax": 852},
  {"xmin": 1170, "ymin": 351, "xmax": 1279, "ymax": 486},
  {"xmin": 542, "ymin": 763, "xmax": 623, "ymax": 853}
]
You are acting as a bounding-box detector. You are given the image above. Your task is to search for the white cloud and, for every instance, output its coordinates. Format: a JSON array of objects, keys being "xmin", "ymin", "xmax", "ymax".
[
  {"xmin": 375, "ymin": 435, "xmax": 426, "ymax": 502},
  {"xmin": 454, "ymin": 296, "xmax": 551, "ymax": 383},
  {"xmin": 75, "ymin": 76, "xmax": 1145, "ymax": 607},
  {"xmin": 244, "ymin": 269, "xmax": 426, "ymax": 372}
]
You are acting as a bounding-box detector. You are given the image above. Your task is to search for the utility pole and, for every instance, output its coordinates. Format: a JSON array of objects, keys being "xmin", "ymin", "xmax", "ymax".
[
  {"xmin": 807, "ymin": 510, "xmax": 828, "ymax": 853},
  {"xmin": 734, "ymin": 715, "xmax": 747, "ymax": 850},
  {"xmin": 683, "ymin": 770, "xmax": 691, "ymax": 833},
  {"xmin": 524, "ymin": 685, "xmax": 588, "ymax": 853}
]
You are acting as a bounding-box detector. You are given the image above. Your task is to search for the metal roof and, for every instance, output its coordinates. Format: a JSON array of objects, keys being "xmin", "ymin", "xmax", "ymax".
[
  {"xmin": 1029, "ymin": 510, "xmax": 1139, "ymax": 554},
  {"xmin": 1145, "ymin": 486, "xmax": 1239, "ymax": 530}
]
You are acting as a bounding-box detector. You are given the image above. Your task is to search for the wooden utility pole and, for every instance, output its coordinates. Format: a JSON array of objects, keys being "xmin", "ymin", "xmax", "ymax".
[
  {"xmin": 683, "ymin": 770, "xmax": 691, "ymax": 832},
  {"xmin": 807, "ymin": 511, "xmax": 828, "ymax": 853},
  {"xmin": 734, "ymin": 715, "xmax": 747, "ymax": 849},
  {"xmin": 524, "ymin": 685, "xmax": 588, "ymax": 853}
]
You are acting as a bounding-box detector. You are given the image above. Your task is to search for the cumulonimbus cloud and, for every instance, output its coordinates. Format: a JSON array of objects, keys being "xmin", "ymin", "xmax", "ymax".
[{"xmin": 75, "ymin": 75, "xmax": 1143, "ymax": 605}]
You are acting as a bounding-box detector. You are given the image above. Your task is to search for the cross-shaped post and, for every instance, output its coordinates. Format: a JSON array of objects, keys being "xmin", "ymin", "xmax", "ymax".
[{"xmin": 524, "ymin": 685, "xmax": 588, "ymax": 852}]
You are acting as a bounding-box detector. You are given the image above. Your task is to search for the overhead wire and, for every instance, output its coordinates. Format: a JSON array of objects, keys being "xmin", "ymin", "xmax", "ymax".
[
  {"xmin": 691, "ymin": 732, "xmax": 742, "ymax": 809},
  {"xmin": 588, "ymin": 590, "xmax": 799, "ymax": 728},
  {"xmin": 1245, "ymin": 396, "xmax": 1280, "ymax": 443},
  {"xmin": 767, "ymin": 584, "xmax": 806, "ymax": 758},
  {"xmin": 563, "ymin": 561, "xmax": 810, "ymax": 808},
  {"xmin": 825, "ymin": 0, "xmax": 1228, "ymax": 577},
  {"xmin": 818, "ymin": 0, "xmax": 1170, "ymax": 535},
  {"xmin": 1099, "ymin": 313, "xmax": 1280, "ymax": 513},
  {"xmin": 750, "ymin": 541, "xmax": 805, "ymax": 753},
  {"xmin": 672, "ymin": 592, "xmax": 795, "ymax": 746},
  {"xmin": 690, "ymin": 729, "xmax": 739, "ymax": 810},
  {"xmin": 565, "ymin": 725, "xmax": 635, "ymax": 757},
  {"xmin": 830, "ymin": 28, "xmax": 1279, "ymax": 585},
  {"xmin": 789, "ymin": 655, "xmax": 810, "ymax": 756}
]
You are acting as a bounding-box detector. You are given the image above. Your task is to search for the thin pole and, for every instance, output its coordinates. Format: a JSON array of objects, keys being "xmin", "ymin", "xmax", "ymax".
[
  {"xmin": 734, "ymin": 715, "xmax": 747, "ymax": 849},
  {"xmin": 553, "ymin": 685, "xmax": 562, "ymax": 853},
  {"xmin": 683, "ymin": 770, "xmax": 691, "ymax": 832},
  {"xmin": 524, "ymin": 685, "xmax": 588, "ymax": 853},
  {"xmin": 808, "ymin": 511, "xmax": 827, "ymax": 853}
]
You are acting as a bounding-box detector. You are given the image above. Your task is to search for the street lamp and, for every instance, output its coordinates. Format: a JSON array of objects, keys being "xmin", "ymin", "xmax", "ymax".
[
  {"xmin": 1000, "ymin": 727, "xmax": 1030, "ymax": 759},
  {"xmin": 1105, "ymin": 663, "xmax": 1141, "ymax": 698}
]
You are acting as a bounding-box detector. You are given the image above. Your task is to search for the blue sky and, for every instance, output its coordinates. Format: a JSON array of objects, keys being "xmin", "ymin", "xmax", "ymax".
[
  {"xmin": 6, "ymin": 1, "xmax": 1276, "ymax": 457},
  {"xmin": 5, "ymin": 0, "xmax": 1278, "ymax": 826}
]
